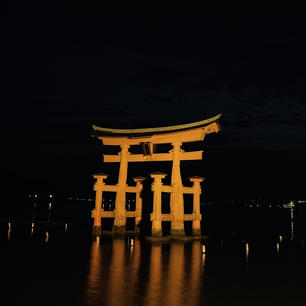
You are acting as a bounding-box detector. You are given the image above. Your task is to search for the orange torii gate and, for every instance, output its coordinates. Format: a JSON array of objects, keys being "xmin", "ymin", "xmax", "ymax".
[{"xmin": 91, "ymin": 114, "xmax": 221, "ymax": 237}]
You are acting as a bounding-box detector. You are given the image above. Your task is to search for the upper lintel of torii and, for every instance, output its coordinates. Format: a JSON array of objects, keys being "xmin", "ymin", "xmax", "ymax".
[{"xmin": 92, "ymin": 114, "xmax": 221, "ymax": 146}]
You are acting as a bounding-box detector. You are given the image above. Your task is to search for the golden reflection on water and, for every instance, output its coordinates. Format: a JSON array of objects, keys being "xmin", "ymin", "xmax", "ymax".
[
  {"xmin": 7, "ymin": 222, "xmax": 11, "ymax": 240},
  {"xmin": 143, "ymin": 241, "xmax": 204, "ymax": 306},
  {"xmin": 87, "ymin": 238, "xmax": 142, "ymax": 306},
  {"xmin": 245, "ymin": 243, "xmax": 249, "ymax": 261},
  {"xmin": 276, "ymin": 242, "xmax": 280, "ymax": 254},
  {"xmin": 143, "ymin": 243, "xmax": 163, "ymax": 306},
  {"xmin": 107, "ymin": 239, "xmax": 126, "ymax": 306},
  {"xmin": 87, "ymin": 237, "xmax": 102, "ymax": 300},
  {"xmin": 87, "ymin": 238, "xmax": 204, "ymax": 306},
  {"xmin": 45, "ymin": 231, "xmax": 49, "ymax": 243},
  {"xmin": 290, "ymin": 219, "xmax": 294, "ymax": 241},
  {"xmin": 190, "ymin": 242, "xmax": 203, "ymax": 301},
  {"xmin": 108, "ymin": 238, "xmax": 141, "ymax": 306},
  {"xmin": 165, "ymin": 242, "xmax": 185, "ymax": 306},
  {"xmin": 31, "ymin": 222, "xmax": 35, "ymax": 237}
]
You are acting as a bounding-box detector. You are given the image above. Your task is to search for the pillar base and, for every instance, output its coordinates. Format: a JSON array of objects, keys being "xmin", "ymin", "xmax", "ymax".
[
  {"xmin": 113, "ymin": 215, "xmax": 126, "ymax": 232},
  {"xmin": 171, "ymin": 220, "xmax": 185, "ymax": 236},
  {"xmin": 112, "ymin": 225, "xmax": 126, "ymax": 233},
  {"xmin": 92, "ymin": 226, "xmax": 102, "ymax": 236},
  {"xmin": 192, "ymin": 227, "xmax": 201, "ymax": 236},
  {"xmin": 171, "ymin": 228, "xmax": 185, "ymax": 236},
  {"xmin": 152, "ymin": 219, "xmax": 162, "ymax": 237},
  {"xmin": 193, "ymin": 220, "xmax": 201, "ymax": 236},
  {"xmin": 152, "ymin": 230, "xmax": 163, "ymax": 237}
]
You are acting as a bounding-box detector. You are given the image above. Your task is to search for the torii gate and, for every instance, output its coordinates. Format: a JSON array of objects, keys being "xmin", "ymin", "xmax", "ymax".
[{"xmin": 91, "ymin": 114, "xmax": 221, "ymax": 237}]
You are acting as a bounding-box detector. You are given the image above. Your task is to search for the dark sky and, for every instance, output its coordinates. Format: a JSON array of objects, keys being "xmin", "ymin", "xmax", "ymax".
[{"xmin": 1, "ymin": 3, "xmax": 305, "ymax": 199}]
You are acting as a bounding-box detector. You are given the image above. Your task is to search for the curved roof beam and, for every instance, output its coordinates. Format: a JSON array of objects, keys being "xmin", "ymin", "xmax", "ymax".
[{"xmin": 92, "ymin": 114, "xmax": 221, "ymax": 135}]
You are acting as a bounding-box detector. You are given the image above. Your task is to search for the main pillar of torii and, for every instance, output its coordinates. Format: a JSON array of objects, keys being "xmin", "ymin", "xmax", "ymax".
[{"xmin": 91, "ymin": 114, "xmax": 221, "ymax": 235}]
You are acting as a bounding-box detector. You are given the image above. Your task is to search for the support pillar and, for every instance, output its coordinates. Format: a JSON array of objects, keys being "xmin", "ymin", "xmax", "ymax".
[
  {"xmin": 170, "ymin": 141, "xmax": 185, "ymax": 236},
  {"xmin": 189, "ymin": 177, "xmax": 204, "ymax": 236},
  {"xmin": 150, "ymin": 172, "xmax": 166, "ymax": 237},
  {"xmin": 113, "ymin": 144, "xmax": 130, "ymax": 232},
  {"xmin": 92, "ymin": 173, "xmax": 108, "ymax": 235},
  {"xmin": 133, "ymin": 177, "xmax": 145, "ymax": 232}
]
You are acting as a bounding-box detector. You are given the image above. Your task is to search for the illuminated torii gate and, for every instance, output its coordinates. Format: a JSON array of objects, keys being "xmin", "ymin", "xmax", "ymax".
[{"xmin": 91, "ymin": 114, "xmax": 221, "ymax": 236}]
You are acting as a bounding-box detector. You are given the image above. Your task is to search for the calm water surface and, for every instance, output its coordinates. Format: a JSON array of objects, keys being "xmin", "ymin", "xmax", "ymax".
[{"xmin": 0, "ymin": 211, "xmax": 305, "ymax": 306}]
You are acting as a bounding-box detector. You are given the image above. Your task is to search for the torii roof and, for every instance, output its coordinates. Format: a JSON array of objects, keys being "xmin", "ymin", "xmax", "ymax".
[{"xmin": 92, "ymin": 114, "xmax": 221, "ymax": 137}]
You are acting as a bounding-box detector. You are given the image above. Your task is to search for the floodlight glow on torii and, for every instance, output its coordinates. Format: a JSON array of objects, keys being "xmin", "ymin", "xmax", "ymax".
[{"xmin": 92, "ymin": 114, "xmax": 221, "ymax": 236}]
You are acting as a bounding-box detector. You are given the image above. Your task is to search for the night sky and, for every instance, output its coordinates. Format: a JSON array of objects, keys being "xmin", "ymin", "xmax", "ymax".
[{"xmin": 1, "ymin": 3, "xmax": 305, "ymax": 200}]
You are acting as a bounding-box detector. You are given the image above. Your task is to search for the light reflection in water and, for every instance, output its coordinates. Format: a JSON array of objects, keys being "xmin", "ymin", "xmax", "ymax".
[
  {"xmin": 86, "ymin": 236, "xmax": 306, "ymax": 306},
  {"xmin": 45, "ymin": 231, "xmax": 49, "ymax": 243},
  {"xmin": 191, "ymin": 242, "xmax": 204, "ymax": 291},
  {"xmin": 279, "ymin": 235, "xmax": 283, "ymax": 243},
  {"xmin": 2, "ymin": 223, "xmax": 303, "ymax": 306},
  {"xmin": 86, "ymin": 239, "xmax": 204, "ymax": 306},
  {"xmin": 87, "ymin": 238, "xmax": 141, "ymax": 306},
  {"xmin": 144, "ymin": 241, "xmax": 203, "ymax": 306},
  {"xmin": 31, "ymin": 223, "xmax": 35, "ymax": 236},
  {"xmin": 108, "ymin": 238, "xmax": 141, "ymax": 306},
  {"xmin": 87, "ymin": 237, "xmax": 102, "ymax": 301},
  {"xmin": 107, "ymin": 239, "xmax": 127, "ymax": 306},
  {"xmin": 143, "ymin": 243, "xmax": 162, "ymax": 306},
  {"xmin": 7, "ymin": 222, "xmax": 11, "ymax": 240},
  {"xmin": 164, "ymin": 242, "xmax": 184, "ymax": 306},
  {"xmin": 245, "ymin": 243, "xmax": 249, "ymax": 261},
  {"xmin": 201, "ymin": 253, "xmax": 206, "ymax": 267},
  {"xmin": 129, "ymin": 245, "xmax": 134, "ymax": 254},
  {"xmin": 290, "ymin": 208, "xmax": 294, "ymax": 219},
  {"xmin": 290, "ymin": 220, "xmax": 294, "ymax": 241},
  {"xmin": 129, "ymin": 239, "xmax": 141, "ymax": 297}
]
